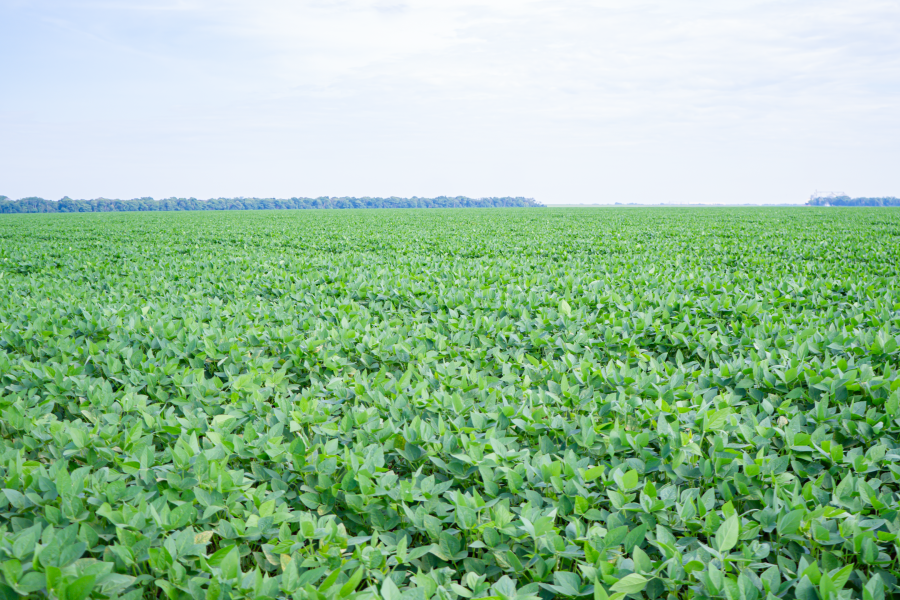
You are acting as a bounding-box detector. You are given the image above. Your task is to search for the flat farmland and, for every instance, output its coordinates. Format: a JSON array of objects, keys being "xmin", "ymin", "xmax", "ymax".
[{"xmin": 1, "ymin": 208, "xmax": 899, "ymax": 600}]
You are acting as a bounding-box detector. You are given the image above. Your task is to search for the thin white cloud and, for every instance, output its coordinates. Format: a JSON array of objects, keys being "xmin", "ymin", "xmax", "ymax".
[{"xmin": 189, "ymin": 1, "xmax": 900, "ymax": 124}]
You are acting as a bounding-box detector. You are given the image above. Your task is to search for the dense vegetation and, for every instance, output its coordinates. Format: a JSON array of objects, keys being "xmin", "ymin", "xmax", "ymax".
[
  {"xmin": 0, "ymin": 196, "xmax": 541, "ymax": 214},
  {"xmin": 806, "ymin": 196, "xmax": 900, "ymax": 207},
  {"xmin": 1, "ymin": 208, "xmax": 899, "ymax": 600}
]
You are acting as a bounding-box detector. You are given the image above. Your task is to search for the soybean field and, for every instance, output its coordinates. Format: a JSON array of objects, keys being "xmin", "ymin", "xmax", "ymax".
[{"xmin": 1, "ymin": 208, "xmax": 899, "ymax": 600}]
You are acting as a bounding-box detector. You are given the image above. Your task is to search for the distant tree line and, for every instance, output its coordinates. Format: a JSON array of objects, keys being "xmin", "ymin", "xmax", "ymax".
[
  {"xmin": 807, "ymin": 195, "xmax": 900, "ymax": 207},
  {"xmin": 0, "ymin": 195, "xmax": 543, "ymax": 214}
]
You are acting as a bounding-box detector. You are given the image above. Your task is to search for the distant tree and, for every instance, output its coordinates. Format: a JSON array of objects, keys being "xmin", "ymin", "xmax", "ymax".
[
  {"xmin": 808, "ymin": 195, "xmax": 900, "ymax": 207},
  {"xmin": 0, "ymin": 195, "xmax": 543, "ymax": 214}
]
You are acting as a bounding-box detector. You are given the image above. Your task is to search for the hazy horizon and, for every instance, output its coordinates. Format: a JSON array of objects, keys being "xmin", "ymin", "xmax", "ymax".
[
  {"xmin": 0, "ymin": 193, "xmax": 836, "ymax": 208},
  {"xmin": 2, "ymin": 1, "xmax": 898, "ymax": 204}
]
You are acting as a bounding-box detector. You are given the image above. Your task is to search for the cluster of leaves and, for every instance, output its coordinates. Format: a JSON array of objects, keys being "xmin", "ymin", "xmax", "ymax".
[
  {"xmin": 0, "ymin": 196, "xmax": 542, "ymax": 214},
  {"xmin": 0, "ymin": 207, "xmax": 899, "ymax": 600}
]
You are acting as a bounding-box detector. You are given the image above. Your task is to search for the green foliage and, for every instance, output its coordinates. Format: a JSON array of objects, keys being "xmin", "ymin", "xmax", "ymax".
[
  {"xmin": 807, "ymin": 196, "xmax": 900, "ymax": 207},
  {"xmin": 0, "ymin": 196, "xmax": 542, "ymax": 214},
  {"xmin": 0, "ymin": 207, "xmax": 899, "ymax": 600}
]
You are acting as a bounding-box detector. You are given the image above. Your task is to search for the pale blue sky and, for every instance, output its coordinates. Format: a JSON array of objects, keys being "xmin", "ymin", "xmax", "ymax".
[{"xmin": 1, "ymin": 0, "xmax": 898, "ymax": 204}]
